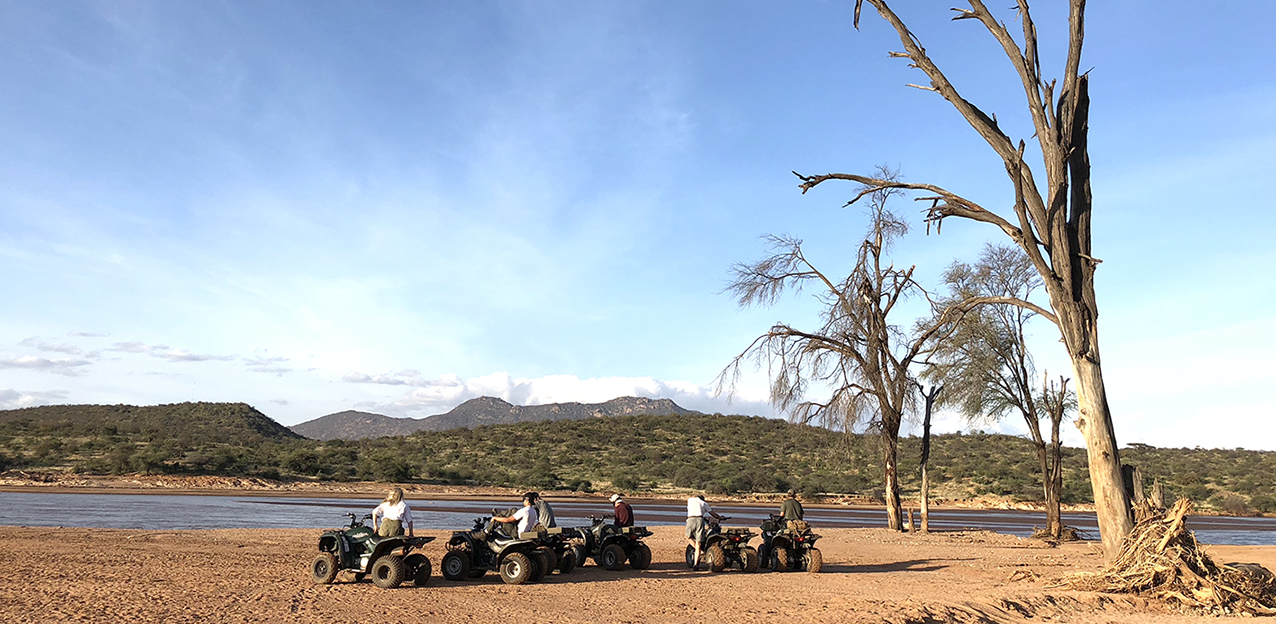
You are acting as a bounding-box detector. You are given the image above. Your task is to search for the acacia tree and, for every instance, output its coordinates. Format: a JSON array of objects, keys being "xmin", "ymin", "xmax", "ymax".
[
  {"xmin": 926, "ymin": 243, "xmax": 1076, "ymax": 538},
  {"xmin": 720, "ymin": 173, "xmax": 963, "ymax": 531},
  {"xmin": 795, "ymin": 0, "xmax": 1132, "ymax": 559}
]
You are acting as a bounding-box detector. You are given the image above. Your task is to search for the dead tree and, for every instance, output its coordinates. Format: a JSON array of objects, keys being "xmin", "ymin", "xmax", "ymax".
[
  {"xmin": 915, "ymin": 383, "xmax": 942, "ymax": 533},
  {"xmin": 1039, "ymin": 374, "xmax": 1074, "ymax": 537},
  {"xmin": 720, "ymin": 170, "xmax": 968, "ymax": 531},
  {"xmin": 796, "ymin": 0, "xmax": 1132, "ymax": 560}
]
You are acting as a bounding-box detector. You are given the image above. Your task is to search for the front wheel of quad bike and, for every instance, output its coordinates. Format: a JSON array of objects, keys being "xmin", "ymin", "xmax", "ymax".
[
  {"xmin": 804, "ymin": 548, "xmax": 823, "ymax": 573},
  {"xmin": 406, "ymin": 554, "xmax": 432, "ymax": 586},
  {"xmin": 441, "ymin": 551, "xmax": 471, "ymax": 581},
  {"xmin": 742, "ymin": 546, "xmax": 759, "ymax": 573},
  {"xmin": 600, "ymin": 543, "xmax": 627, "ymax": 571},
  {"xmin": 571, "ymin": 544, "xmax": 588, "ymax": 568},
  {"xmin": 628, "ymin": 543, "xmax": 652, "ymax": 570},
  {"xmin": 310, "ymin": 552, "xmax": 338, "ymax": 585},
  {"xmin": 558, "ymin": 549, "xmax": 577, "ymax": 574},
  {"xmin": 499, "ymin": 552, "xmax": 533, "ymax": 585},
  {"xmin": 770, "ymin": 547, "xmax": 789, "ymax": 572},
  {"xmin": 706, "ymin": 545, "xmax": 727, "ymax": 573},
  {"xmin": 371, "ymin": 555, "xmax": 407, "ymax": 589}
]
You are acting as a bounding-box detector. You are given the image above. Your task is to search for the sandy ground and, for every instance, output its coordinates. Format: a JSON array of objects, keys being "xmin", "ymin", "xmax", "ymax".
[{"xmin": 3, "ymin": 524, "xmax": 1270, "ymax": 624}]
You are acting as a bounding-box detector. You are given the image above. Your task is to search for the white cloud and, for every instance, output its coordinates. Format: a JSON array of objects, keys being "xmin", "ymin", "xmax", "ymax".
[
  {"xmin": 344, "ymin": 370, "xmax": 775, "ymax": 418},
  {"xmin": 243, "ymin": 356, "xmax": 293, "ymax": 376},
  {"xmin": 0, "ymin": 356, "xmax": 92, "ymax": 376},
  {"xmin": 68, "ymin": 330, "xmax": 108, "ymax": 337},
  {"xmin": 109, "ymin": 341, "xmax": 233, "ymax": 363},
  {"xmin": 0, "ymin": 388, "xmax": 70, "ymax": 409},
  {"xmin": 19, "ymin": 336, "xmax": 84, "ymax": 355}
]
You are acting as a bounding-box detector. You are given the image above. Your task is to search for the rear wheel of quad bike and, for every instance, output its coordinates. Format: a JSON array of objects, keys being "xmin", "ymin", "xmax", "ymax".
[
  {"xmin": 538, "ymin": 547, "xmax": 558, "ymax": 575},
  {"xmin": 370, "ymin": 555, "xmax": 406, "ymax": 589},
  {"xmin": 756, "ymin": 545, "xmax": 770, "ymax": 572},
  {"xmin": 558, "ymin": 549, "xmax": 577, "ymax": 574},
  {"xmin": 770, "ymin": 547, "xmax": 789, "ymax": 572},
  {"xmin": 406, "ymin": 554, "xmax": 432, "ymax": 586},
  {"xmin": 529, "ymin": 550, "xmax": 549, "ymax": 582},
  {"xmin": 627, "ymin": 543, "xmax": 652, "ymax": 570},
  {"xmin": 706, "ymin": 545, "xmax": 727, "ymax": 573},
  {"xmin": 441, "ymin": 551, "xmax": 471, "ymax": 581},
  {"xmin": 499, "ymin": 552, "xmax": 533, "ymax": 585},
  {"xmin": 571, "ymin": 544, "xmax": 588, "ymax": 568},
  {"xmin": 742, "ymin": 546, "xmax": 759, "ymax": 573},
  {"xmin": 684, "ymin": 544, "xmax": 696, "ymax": 569},
  {"xmin": 804, "ymin": 548, "xmax": 823, "ymax": 573},
  {"xmin": 310, "ymin": 552, "xmax": 338, "ymax": 585},
  {"xmin": 600, "ymin": 543, "xmax": 627, "ymax": 571}
]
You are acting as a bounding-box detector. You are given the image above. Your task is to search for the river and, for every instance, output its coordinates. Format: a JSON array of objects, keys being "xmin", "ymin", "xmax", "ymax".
[{"xmin": 2, "ymin": 492, "xmax": 1273, "ymax": 545}]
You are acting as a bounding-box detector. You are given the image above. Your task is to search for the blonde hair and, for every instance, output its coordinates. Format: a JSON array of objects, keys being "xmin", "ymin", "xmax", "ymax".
[{"xmin": 385, "ymin": 487, "xmax": 404, "ymax": 505}]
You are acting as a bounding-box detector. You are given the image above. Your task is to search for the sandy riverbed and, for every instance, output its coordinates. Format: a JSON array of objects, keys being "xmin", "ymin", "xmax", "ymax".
[{"xmin": 3, "ymin": 524, "xmax": 1270, "ymax": 624}]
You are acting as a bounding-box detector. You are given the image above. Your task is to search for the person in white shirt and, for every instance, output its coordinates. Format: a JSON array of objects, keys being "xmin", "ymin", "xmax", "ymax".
[
  {"xmin": 492, "ymin": 492, "xmax": 540, "ymax": 536},
  {"xmin": 686, "ymin": 494, "xmax": 724, "ymax": 570},
  {"xmin": 372, "ymin": 487, "xmax": 414, "ymax": 537}
]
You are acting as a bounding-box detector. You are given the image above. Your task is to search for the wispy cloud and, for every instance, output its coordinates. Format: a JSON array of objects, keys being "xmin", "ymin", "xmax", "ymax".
[
  {"xmin": 20, "ymin": 336, "xmax": 84, "ymax": 356},
  {"xmin": 0, "ymin": 388, "xmax": 70, "ymax": 409},
  {"xmin": 110, "ymin": 341, "xmax": 232, "ymax": 362},
  {"xmin": 244, "ymin": 356, "xmax": 293, "ymax": 376},
  {"xmin": 0, "ymin": 356, "xmax": 92, "ymax": 376},
  {"xmin": 68, "ymin": 330, "xmax": 108, "ymax": 337}
]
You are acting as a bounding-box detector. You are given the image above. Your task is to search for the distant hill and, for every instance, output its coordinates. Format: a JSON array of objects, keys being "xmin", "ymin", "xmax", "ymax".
[
  {"xmin": 0, "ymin": 402, "xmax": 301, "ymax": 443},
  {"xmin": 290, "ymin": 396, "xmax": 700, "ymax": 440}
]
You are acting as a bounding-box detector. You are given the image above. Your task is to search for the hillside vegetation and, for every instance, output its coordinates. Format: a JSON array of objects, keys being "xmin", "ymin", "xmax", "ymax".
[{"xmin": 1, "ymin": 403, "xmax": 1273, "ymax": 514}]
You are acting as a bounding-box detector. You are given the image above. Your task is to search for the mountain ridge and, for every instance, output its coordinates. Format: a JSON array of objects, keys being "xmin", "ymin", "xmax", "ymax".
[{"xmin": 289, "ymin": 395, "xmax": 701, "ymax": 440}]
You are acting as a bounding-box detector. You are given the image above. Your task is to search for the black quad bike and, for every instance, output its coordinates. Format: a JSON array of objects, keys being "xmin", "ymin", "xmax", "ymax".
[
  {"xmin": 440, "ymin": 511, "xmax": 557, "ymax": 585},
  {"xmin": 684, "ymin": 517, "xmax": 759, "ymax": 573},
  {"xmin": 571, "ymin": 514, "xmax": 653, "ymax": 571},
  {"xmin": 756, "ymin": 513, "xmax": 823, "ymax": 573},
  {"xmin": 310, "ymin": 512, "xmax": 436, "ymax": 589}
]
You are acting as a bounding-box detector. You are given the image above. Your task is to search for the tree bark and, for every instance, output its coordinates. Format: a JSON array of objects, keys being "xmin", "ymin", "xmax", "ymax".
[
  {"xmin": 920, "ymin": 462, "xmax": 930, "ymax": 533},
  {"xmin": 882, "ymin": 431, "xmax": 903, "ymax": 531},
  {"xmin": 1071, "ymin": 356, "xmax": 1132, "ymax": 557}
]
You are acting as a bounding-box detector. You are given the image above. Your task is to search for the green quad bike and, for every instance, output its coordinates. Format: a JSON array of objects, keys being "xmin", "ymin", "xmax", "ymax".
[
  {"xmin": 756, "ymin": 513, "xmax": 823, "ymax": 573},
  {"xmin": 570, "ymin": 514, "xmax": 654, "ymax": 571},
  {"xmin": 310, "ymin": 512, "xmax": 436, "ymax": 589},
  {"xmin": 685, "ymin": 516, "xmax": 759, "ymax": 573},
  {"xmin": 440, "ymin": 510, "xmax": 557, "ymax": 585}
]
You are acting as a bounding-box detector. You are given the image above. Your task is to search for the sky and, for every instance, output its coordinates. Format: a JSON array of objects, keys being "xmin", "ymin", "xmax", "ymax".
[{"xmin": 1, "ymin": 2, "xmax": 1272, "ymax": 450}]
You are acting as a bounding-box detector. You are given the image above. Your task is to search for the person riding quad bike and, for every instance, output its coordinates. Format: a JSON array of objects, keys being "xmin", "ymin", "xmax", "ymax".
[
  {"xmin": 685, "ymin": 516, "xmax": 759, "ymax": 573},
  {"xmin": 310, "ymin": 512, "xmax": 436, "ymax": 588},
  {"xmin": 440, "ymin": 509, "xmax": 556, "ymax": 585},
  {"xmin": 570, "ymin": 513, "xmax": 653, "ymax": 571},
  {"xmin": 756, "ymin": 513, "xmax": 823, "ymax": 573}
]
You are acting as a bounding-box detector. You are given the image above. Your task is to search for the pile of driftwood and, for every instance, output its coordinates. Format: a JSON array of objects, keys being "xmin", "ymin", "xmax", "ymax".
[{"xmin": 1065, "ymin": 499, "xmax": 1276, "ymax": 615}]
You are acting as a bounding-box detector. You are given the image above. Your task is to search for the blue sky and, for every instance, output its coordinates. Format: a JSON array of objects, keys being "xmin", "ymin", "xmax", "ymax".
[{"xmin": 1, "ymin": 2, "xmax": 1272, "ymax": 450}]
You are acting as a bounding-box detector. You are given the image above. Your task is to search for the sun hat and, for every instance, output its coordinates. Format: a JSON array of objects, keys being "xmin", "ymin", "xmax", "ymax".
[{"xmin": 610, "ymin": 494, "xmax": 622, "ymax": 503}]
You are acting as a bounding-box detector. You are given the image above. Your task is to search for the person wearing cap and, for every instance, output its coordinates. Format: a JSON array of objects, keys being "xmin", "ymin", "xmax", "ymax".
[
  {"xmin": 781, "ymin": 489, "xmax": 804, "ymax": 521},
  {"xmin": 686, "ymin": 494, "xmax": 723, "ymax": 570},
  {"xmin": 611, "ymin": 493, "xmax": 634, "ymax": 528},
  {"xmin": 528, "ymin": 491, "xmax": 556, "ymax": 528},
  {"xmin": 492, "ymin": 492, "xmax": 540, "ymax": 535}
]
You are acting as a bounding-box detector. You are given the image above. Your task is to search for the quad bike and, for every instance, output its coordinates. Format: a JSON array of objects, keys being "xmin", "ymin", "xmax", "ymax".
[
  {"xmin": 570, "ymin": 514, "xmax": 653, "ymax": 571},
  {"xmin": 537, "ymin": 524, "xmax": 582, "ymax": 575},
  {"xmin": 310, "ymin": 512, "xmax": 436, "ymax": 589},
  {"xmin": 756, "ymin": 513, "xmax": 823, "ymax": 573},
  {"xmin": 440, "ymin": 510, "xmax": 557, "ymax": 585},
  {"xmin": 685, "ymin": 516, "xmax": 758, "ymax": 573}
]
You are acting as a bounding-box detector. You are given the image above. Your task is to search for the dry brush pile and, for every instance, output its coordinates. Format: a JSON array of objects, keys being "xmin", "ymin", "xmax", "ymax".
[{"xmin": 1064, "ymin": 499, "xmax": 1276, "ymax": 615}]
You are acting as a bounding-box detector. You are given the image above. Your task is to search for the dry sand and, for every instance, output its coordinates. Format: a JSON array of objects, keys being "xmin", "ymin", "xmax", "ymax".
[{"xmin": 3, "ymin": 523, "xmax": 1271, "ymax": 624}]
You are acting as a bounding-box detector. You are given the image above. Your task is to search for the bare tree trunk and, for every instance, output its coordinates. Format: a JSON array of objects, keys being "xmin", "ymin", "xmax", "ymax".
[
  {"xmin": 882, "ymin": 432, "xmax": 903, "ymax": 531},
  {"xmin": 1047, "ymin": 434, "xmax": 1064, "ymax": 538},
  {"xmin": 920, "ymin": 463, "xmax": 930, "ymax": 533},
  {"xmin": 1071, "ymin": 357, "xmax": 1132, "ymax": 557}
]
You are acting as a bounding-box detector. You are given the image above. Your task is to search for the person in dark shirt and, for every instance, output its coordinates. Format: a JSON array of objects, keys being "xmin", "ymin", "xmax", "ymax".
[
  {"xmin": 611, "ymin": 493, "xmax": 634, "ymax": 527},
  {"xmin": 780, "ymin": 489, "xmax": 804, "ymax": 521},
  {"xmin": 528, "ymin": 491, "xmax": 556, "ymax": 528}
]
